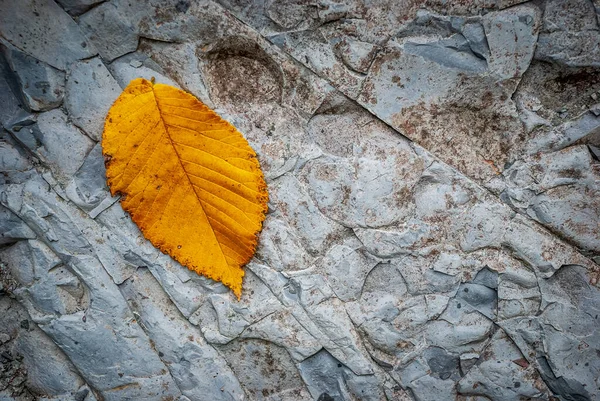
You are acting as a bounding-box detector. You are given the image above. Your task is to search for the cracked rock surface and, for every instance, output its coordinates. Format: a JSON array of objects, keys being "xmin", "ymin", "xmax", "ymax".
[{"xmin": 0, "ymin": 0, "xmax": 599, "ymax": 400}]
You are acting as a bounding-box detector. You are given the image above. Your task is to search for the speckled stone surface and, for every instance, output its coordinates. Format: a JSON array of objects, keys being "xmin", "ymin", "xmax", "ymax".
[{"xmin": 1, "ymin": 1, "xmax": 599, "ymax": 400}]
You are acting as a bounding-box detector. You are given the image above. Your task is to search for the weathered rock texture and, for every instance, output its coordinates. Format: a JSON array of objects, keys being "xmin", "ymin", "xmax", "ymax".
[{"xmin": 0, "ymin": 0, "xmax": 599, "ymax": 400}]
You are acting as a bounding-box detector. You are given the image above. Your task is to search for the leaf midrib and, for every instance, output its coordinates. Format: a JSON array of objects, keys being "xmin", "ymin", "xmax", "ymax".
[{"xmin": 149, "ymin": 84, "xmax": 230, "ymax": 268}]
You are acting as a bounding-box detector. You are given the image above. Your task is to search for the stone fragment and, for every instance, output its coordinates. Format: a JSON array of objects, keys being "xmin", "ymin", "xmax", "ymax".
[
  {"xmin": 269, "ymin": 175, "xmax": 347, "ymax": 254},
  {"xmin": 120, "ymin": 268, "xmax": 245, "ymax": 401},
  {"xmin": 107, "ymin": 53, "xmax": 181, "ymax": 90},
  {"xmin": 0, "ymin": 131, "xmax": 35, "ymax": 189},
  {"xmin": 457, "ymin": 330, "xmax": 551, "ymax": 400},
  {"xmin": 298, "ymin": 349, "xmax": 388, "ymax": 401},
  {"xmin": 535, "ymin": 0, "xmax": 600, "ymax": 67},
  {"xmin": 336, "ymin": 39, "xmax": 379, "ymax": 74},
  {"xmin": 13, "ymin": 109, "xmax": 94, "ymax": 182},
  {"xmin": 0, "ymin": 63, "xmax": 33, "ymax": 131},
  {"xmin": 305, "ymin": 155, "xmax": 416, "ymax": 228},
  {"xmin": 502, "ymin": 146, "xmax": 600, "ymax": 253},
  {"xmin": 270, "ymin": 30, "xmax": 365, "ymax": 99},
  {"xmin": 1, "ymin": 41, "xmax": 65, "ymax": 111},
  {"xmin": 503, "ymin": 214, "xmax": 595, "ymax": 277},
  {"xmin": 0, "ymin": 177, "xmax": 182, "ymax": 401},
  {"xmin": 502, "ymin": 266, "xmax": 600, "ymax": 400},
  {"xmin": 461, "ymin": 22, "xmax": 489, "ymax": 59},
  {"xmin": 0, "ymin": 0, "xmax": 96, "ymax": 70},
  {"xmin": 3, "ymin": 240, "xmax": 85, "ymax": 316},
  {"xmin": 454, "ymin": 283, "xmax": 498, "ymax": 319},
  {"xmin": 0, "ymin": 297, "xmax": 93, "ymax": 400},
  {"xmin": 497, "ymin": 264, "xmax": 540, "ymax": 320},
  {"xmin": 217, "ymin": 339, "xmax": 312, "ymax": 400},
  {"xmin": 78, "ymin": 2, "xmax": 139, "ymax": 62},
  {"xmin": 266, "ymin": 0, "xmax": 317, "ymax": 30},
  {"xmin": 319, "ymin": 240, "xmax": 380, "ymax": 302},
  {"xmin": 459, "ymin": 202, "xmax": 512, "ymax": 252},
  {"xmin": 482, "ymin": 5, "xmax": 541, "ymax": 79},
  {"xmin": 249, "ymin": 263, "xmax": 375, "ymax": 376},
  {"xmin": 65, "ymin": 143, "xmax": 110, "ymax": 212},
  {"xmin": 528, "ymin": 111, "xmax": 600, "ymax": 153},
  {"xmin": 255, "ymin": 217, "xmax": 313, "ymax": 272},
  {"xmin": 56, "ymin": 0, "xmax": 106, "ymax": 16},
  {"xmin": 354, "ymin": 223, "xmax": 432, "ymax": 258},
  {"xmin": 403, "ymin": 34, "xmax": 487, "ymax": 74},
  {"xmin": 200, "ymin": 271, "xmax": 282, "ymax": 341},
  {"xmin": 65, "ymin": 58, "xmax": 121, "ymax": 141},
  {"xmin": 0, "ymin": 205, "xmax": 36, "ymax": 245},
  {"xmin": 400, "ymin": 360, "xmax": 457, "ymax": 401},
  {"xmin": 239, "ymin": 309, "xmax": 322, "ymax": 361}
]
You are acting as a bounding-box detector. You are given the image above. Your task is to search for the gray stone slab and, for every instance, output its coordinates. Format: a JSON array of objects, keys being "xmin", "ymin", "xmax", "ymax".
[
  {"xmin": 120, "ymin": 268, "xmax": 245, "ymax": 401},
  {"xmin": 55, "ymin": 0, "xmax": 106, "ymax": 16},
  {"xmin": 65, "ymin": 58, "xmax": 121, "ymax": 141},
  {"xmin": 78, "ymin": 2, "xmax": 139, "ymax": 62},
  {"xmin": 535, "ymin": 0, "xmax": 600, "ymax": 67},
  {"xmin": 0, "ymin": 41, "xmax": 65, "ymax": 111},
  {"xmin": 2, "ymin": 1, "xmax": 600, "ymax": 400},
  {"xmin": 0, "ymin": 0, "xmax": 97, "ymax": 70},
  {"xmin": 24, "ymin": 109, "xmax": 94, "ymax": 182},
  {"xmin": 0, "ymin": 177, "xmax": 182, "ymax": 401}
]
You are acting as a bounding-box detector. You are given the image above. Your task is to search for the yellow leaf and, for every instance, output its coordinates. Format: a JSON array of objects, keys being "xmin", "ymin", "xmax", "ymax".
[{"xmin": 102, "ymin": 78, "xmax": 268, "ymax": 299}]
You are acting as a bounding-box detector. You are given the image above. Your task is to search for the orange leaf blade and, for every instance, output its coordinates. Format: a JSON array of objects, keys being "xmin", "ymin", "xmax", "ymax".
[{"xmin": 102, "ymin": 78, "xmax": 268, "ymax": 298}]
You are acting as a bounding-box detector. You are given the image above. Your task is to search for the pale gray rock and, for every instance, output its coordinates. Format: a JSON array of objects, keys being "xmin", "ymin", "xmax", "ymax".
[
  {"xmin": 457, "ymin": 330, "xmax": 551, "ymax": 400},
  {"xmin": 502, "ymin": 145, "xmax": 600, "ymax": 254},
  {"xmin": 14, "ymin": 109, "xmax": 95, "ymax": 183},
  {"xmin": 109, "ymin": 0, "xmax": 228, "ymax": 44},
  {"xmin": 502, "ymin": 214, "xmax": 595, "ymax": 277},
  {"xmin": 65, "ymin": 143, "xmax": 110, "ymax": 212},
  {"xmin": 318, "ymin": 239, "xmax": 380, "ymax": 302},
  {"xmin": 482, "ymin": 5, "xmax": 541, "ymax": 79},
  {"xmin": 0, "ymin": 177, "xmax": 181, "ymax": 401},
  {"xmin": 497, "ymin": 264, "xmax": 540, "ymax": 320},
  {"xmin": 0, "ymin": 41, "xmax": 65, "ymax": 111},
  {"xmin": 461, "ymin": 22, "xmax": 490, "ymax": 60},
  {"xmin": 269, "ymin": 174, "xmax": 348, "ymax": 254},
  {"xmin": 535, "ymin": 0, "xmax": 600, "ymax": 67},
  {"xmin": 0, "ymin": 296, "xmax": 93, "ymax": 401},
  {"xmin": 108, "ymin": 53, "xmax": 180, "ymax": 89},
  {"xmin": 65, "ymin": 58, "xmax": 121, "ymax": 141},
  {"xmin": 0, "ymin": 64, "xmax": 33, "ymax": 131},
  {"xmin": 0, "ymin": 0, "xmax": 96, "ymax": 70},
  {"xmin": 527, "ymin": 111, "xmax": 600, "ymax": 153},
  {"xmin": 78, "ymin": 2, "xmax": 139, "ymax": 62},
  {"xmin": 3, "ymin": 0, "xmax": 600, "ymax": 400},
  {"xmin": 55, "ymin": 0, "xmax": 106, "ymax": 16},
  {"xmin": 454, "ymin": 282, "xmax": 498, "ymax": 320},
  {"xmin": 3, "ymin": 239, "xmax": 88, "ymax": 317},
  {"xmin": 269, "ymin": 29, "xmax": 365, "ymax": 99},
  {"xmin": 337, "ymin": 39, "xmax": 379, "ymax": 74},
  {"xmin": 120, "ymin": 268, "xmax": 245, "ymax": 401},
  {"xmin": 403, "ymin": 34, "xmax": 487, "ymax": 74},
  {"xmin": 237, "ymin": 309, "xmax": 322, "ymax": 362},
  {"xmin": 249, "ymin": 263, "xmax": 375, "ymax": 376},
  {"xmin": 217, "ymin": 338, "xmax": 312, "ymax": 400},
  {"xmin": 353, "ymin": 223, "xmax": 432, "ymax": 259},
  {"xmin": 0, "ymin": 204, "xmax": 36, "ymax": 245},
  {"xmin": 458, "ymin": 202, "xmax": 513, "ymax": 252},
  {"xmin": 0, "ymin": 131, "xmax": 35, "ymax": 188},
  {"xmin": 255, "ymin": 217, "xmax": 314, "ymax": 272},
  {"xmin": 398, "ymin": 358, "xmax": 457, "ymax": 401},
  {"xmin": 298, "ymin": 349, "xmax": 389, "ymax": 401},
  {"xmin": 304, "ymin": 155, "xmax": 415, "ymax": 228},
  {"xmin": 196, "ymin": 270, "xmax": 282, "ymax": 341},
  {"xmin": 502, "ymin": 266, "xmax": 600, "ymax": 400}
]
